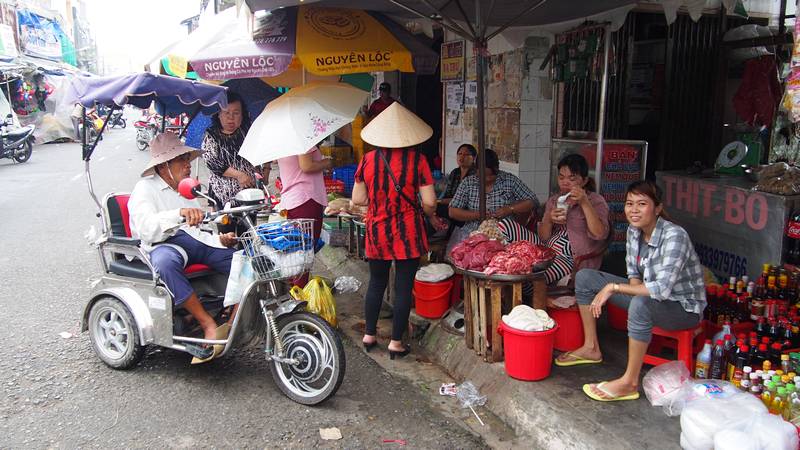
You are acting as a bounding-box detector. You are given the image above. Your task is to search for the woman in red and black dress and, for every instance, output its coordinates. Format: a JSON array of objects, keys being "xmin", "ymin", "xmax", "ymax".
[{"xmin": 351, "ymin": 102, "xmax": 441, "ymax": 359}]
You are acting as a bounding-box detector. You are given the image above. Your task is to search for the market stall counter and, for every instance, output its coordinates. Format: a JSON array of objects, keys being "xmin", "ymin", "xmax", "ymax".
[{"xmin": 656, "ymin": 170, "xmax": 800, "ymax": 281}]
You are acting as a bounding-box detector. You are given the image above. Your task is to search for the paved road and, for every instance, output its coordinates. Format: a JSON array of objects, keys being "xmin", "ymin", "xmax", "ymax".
[{"xmin": 0, "ymin": 125, "xmax": 486, "ymax": 449}]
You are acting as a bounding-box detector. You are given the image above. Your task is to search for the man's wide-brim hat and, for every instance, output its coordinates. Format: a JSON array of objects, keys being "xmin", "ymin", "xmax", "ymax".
[
  {"xmin": 360, "ymin": 102, "xmax": 433, "ymax": 149},
  {"xmin": 141, "ymin": 133, "xmax": 201, "ymax": 177}
]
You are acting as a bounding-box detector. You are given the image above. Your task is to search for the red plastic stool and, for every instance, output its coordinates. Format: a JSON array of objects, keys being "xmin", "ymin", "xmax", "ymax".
[{"xmin": 643, "ymin": 325, "xmax": 704, "ymax": 373}]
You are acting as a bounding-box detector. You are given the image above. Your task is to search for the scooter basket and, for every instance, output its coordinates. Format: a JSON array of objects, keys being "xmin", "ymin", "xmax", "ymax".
[{"xmin": 239, "ymin": 219, "xmax": 315, "ymax": 281}]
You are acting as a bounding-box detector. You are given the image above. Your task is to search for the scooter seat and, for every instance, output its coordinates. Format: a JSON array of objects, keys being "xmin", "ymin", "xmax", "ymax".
[
  {"xmin": 109, "ymin": 261, "xmax": 213, "ymax": 280},
  {"xmin": 109, "ymin": 259, "xmax": 152, "ymax": 280},
  {"xmin": 3, "ymin": 125, "xmax": 34, "ymax": 140},
  {"xmin": 185, "ymin": 263, "xmax": 212, "ymax": 275}
]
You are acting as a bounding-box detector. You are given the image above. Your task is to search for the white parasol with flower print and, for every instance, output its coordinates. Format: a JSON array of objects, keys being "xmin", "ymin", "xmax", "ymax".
[{"xmin": 238, "ymin": 81, "xmax": 369, "ymax": 166}]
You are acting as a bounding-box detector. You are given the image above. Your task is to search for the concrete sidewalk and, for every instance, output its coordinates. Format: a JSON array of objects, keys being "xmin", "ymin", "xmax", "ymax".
[{"xmin": 315, "ymin": 245, "xmax": 682, "ymax": 450}]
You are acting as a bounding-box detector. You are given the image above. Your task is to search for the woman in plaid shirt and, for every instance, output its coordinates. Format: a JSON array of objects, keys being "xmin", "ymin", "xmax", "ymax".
[
  {"xmin": 555, "ymin": 180, "xmax": 706, "ymax": 402},
  {"xmin": 448, "ymin": 149, "xmax": 538, "ymax": 235}
]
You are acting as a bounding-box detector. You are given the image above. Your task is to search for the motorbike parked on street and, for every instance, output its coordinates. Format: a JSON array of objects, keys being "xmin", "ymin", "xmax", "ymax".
[
  {"xmin": 0, "ymin": 114, "xmax": 35, "ymax": 163},
  {"xmin": 69, "ymin": 72, "xmax": 346, "ymax": 405},
  {"xmin": 134, "ymin": 115, "xmax": 157, "ymax": 151},
  {"xmin": 134, "ymin": 114, "xmax": 184, "ymax": 151},
  {"xmin": 108, "ymin": 110, "xmax": 126, "ymax": 128}
]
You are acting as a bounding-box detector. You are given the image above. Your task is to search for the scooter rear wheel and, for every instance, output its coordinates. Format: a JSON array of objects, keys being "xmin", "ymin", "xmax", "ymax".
[
  {"xmin": 269, "ymin": 312, "xmax": 345, "ymax": 405},
  {"xmin": 12, "ymin": 140, "xmax": 32, "ymax": 163},
  {"xmin": 88, "ymin": 296, "xmax": 145, "ymax": 369}
]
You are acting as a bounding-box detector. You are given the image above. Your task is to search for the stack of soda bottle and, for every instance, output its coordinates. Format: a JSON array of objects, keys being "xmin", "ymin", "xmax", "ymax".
[
  {"xmin": 704, "ymin": 264, "xmax": 799, "ymax": 329},
  {"xmin": 694, "ymin": 264, "xmax": 800, "ymax": 421}
]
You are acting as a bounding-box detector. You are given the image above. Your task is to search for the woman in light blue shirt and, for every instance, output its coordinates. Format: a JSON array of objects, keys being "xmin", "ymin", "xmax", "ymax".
[{"xmin": 554, "ymin": 180, "xmax": 706, "ymax": 402}]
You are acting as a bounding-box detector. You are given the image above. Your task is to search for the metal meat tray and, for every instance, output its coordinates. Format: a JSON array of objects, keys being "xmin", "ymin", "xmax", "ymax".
[{"xmin": 454, "ymin": 258, "xmax": 552, "ymax": 282}]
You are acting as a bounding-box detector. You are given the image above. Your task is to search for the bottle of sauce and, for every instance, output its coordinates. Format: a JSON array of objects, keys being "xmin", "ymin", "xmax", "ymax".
[{"xmin": 709, "ymin": 339, "xmax": 726, "ymax": 380}]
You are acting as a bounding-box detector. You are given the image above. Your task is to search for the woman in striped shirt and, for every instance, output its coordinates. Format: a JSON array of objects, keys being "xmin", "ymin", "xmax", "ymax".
[{"xmin": 351, "ymin": 103, "xmax": 441, "ymax": 360}]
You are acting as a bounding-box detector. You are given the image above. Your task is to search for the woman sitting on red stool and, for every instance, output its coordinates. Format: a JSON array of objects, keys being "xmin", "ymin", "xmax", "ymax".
[{"xmin": 554, "ymin": 180, "xmax": 706, "ymax": 402}]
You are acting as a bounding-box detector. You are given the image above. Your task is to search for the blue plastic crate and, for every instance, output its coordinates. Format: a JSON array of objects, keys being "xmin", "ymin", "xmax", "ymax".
[{"xmin": 332, "ymin": 164, "xmax": 358, "ymax": 196}]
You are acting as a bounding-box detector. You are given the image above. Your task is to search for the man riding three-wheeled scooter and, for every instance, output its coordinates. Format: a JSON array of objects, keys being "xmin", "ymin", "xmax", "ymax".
[{"xmin": 67, "ymin": 73, "xmax": 345, "ymax": 405}]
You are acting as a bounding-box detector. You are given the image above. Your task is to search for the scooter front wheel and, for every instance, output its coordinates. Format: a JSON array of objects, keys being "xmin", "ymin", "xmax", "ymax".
[
  {"xmin": 88, "ymin": 296, "xmax": 145, "ymax": 369},
  {"xmin": 269, "ymin": 312, "xmax": 345, "ymax": 405}
]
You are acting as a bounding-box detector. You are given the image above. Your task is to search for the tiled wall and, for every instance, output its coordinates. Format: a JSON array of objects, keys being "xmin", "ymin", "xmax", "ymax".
[
  {"xmin": 440, "ymin": 30, "xmax": 555, "ymax": 206},
  {"xmin": 518, "ymin": 33, "xmax": 554, "ymax": 204}
]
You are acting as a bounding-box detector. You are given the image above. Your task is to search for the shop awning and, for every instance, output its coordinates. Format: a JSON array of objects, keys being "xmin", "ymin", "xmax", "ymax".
[{"xmin": 245, "ymin": 0, "xmax": 640, "ymax": 27}]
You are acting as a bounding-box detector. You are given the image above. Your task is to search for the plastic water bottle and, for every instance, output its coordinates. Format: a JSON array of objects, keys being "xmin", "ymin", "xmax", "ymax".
[
  {"xmin": 695, "ymin": 339, "xmax": 712, "ymax": 379},
  {"xmin": 710, "ymin": 339, "xmax": 726, "ymax": 380},
  {"xmin": 712, "ymin": 322, "xmax": 733, "ymax": 344}
]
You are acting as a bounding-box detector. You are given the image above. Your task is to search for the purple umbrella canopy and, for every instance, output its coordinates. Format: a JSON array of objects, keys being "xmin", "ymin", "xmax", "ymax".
[{"xmin": 64, "ymin": 72, "xmax": 229, "ymax": 116}]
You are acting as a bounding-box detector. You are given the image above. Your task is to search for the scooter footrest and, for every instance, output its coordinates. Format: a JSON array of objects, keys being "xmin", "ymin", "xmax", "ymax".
[{"xmin": 184, "ymin": 343, "xmax": 213, "ymax": 359}]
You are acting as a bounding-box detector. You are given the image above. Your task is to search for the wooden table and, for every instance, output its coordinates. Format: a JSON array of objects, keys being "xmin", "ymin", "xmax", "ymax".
[{"xmin": 459, "ymin": 269, "xmax": 547, "ymax": 363}]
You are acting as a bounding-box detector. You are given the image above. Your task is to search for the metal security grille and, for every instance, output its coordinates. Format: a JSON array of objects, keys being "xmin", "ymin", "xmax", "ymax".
[
  {"xmin": 557, "ymin": 19, "xmax": 634, "ymax": 139},
  {"xmin": 658, "ymin": 13, "xmax": 726, "ymax": 171},
  {"xmin": 557, "ymin": 12, "xmax": 751, "ymax": 172}
]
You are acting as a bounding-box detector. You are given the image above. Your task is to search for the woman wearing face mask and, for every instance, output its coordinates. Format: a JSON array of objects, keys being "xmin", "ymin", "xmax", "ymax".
[
  {"xmin": 202, "ymin": 92, "xmax": 264, "ymax": 207},
  {"xmin": 537, "ymin": 154, "xmax": 609, "ymax": 285},
  {"xmin": 555, "ymin": 180, "xmax": 706, "ymax": 403}
]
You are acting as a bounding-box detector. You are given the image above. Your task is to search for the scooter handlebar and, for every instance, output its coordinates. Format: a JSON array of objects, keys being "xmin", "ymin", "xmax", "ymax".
[{"xmin": 178, "ymin": 204, "xmax": 265, "ymax": 224}]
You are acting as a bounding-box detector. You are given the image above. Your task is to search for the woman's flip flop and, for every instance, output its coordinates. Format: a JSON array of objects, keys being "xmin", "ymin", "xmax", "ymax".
[
  {"xmin": 582, "ymin": 382, "xmax": 640, "ymax": 402},
  {"xmin": 554, "ymin": 352, "xmax": 602, "ymax": 367}
]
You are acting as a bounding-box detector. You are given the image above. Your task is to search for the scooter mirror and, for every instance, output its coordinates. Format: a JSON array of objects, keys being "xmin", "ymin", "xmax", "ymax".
[{"xmin": 178, "ymin": 177, "xmax": 201, "ymax": 200}]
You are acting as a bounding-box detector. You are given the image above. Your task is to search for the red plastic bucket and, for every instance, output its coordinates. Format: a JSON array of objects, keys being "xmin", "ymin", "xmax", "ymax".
[
  {"xmin": 548, "ymin": 307, "xmax": 584, "ymax": 352},
  {"xmin": 498, "ymin": 321, "xmax": 559, "ymax": 381},
  {"xmin": 449, "ymin": 274, "xmax": 463, "ymax": 307},
  {"xmin": 607, "ymin": 302, "xmax": 628, "ymax": 331},
  {"xmin": 413, "ymin": 278, "xmax": 453, "ymax": 319}
]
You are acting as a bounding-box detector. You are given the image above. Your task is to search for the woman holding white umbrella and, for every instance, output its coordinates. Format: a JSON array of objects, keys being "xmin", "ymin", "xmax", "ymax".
[
  {"xmin": 275, "ymin": 147, "xmax": 331, "ymax": 287},
  {"xmin": 238, "ymin": 82, "xmax": 370, "ymax": 287}
]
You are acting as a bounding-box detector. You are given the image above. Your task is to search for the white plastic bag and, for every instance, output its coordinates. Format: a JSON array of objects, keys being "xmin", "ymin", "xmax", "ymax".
[
  {"xmin": 713, "ymin": 429, "xmax": 758, "ymax": 450},
  {"xmin": 743, "ymin": 412, "xmax": 799, "ymax": 450},
  {"xmin": 642, "ymin": 360, "xmax": 690, "ymax": 411},
  {"xmin": 262, "ymin": 247, "xmax": 313, "ymax": 278},
  {"xmin": 415, "ymin": 264, "xmax": 455, "ymax": 282},
  {"xmin": 223, "ymin": 250, "xmax": 255, "ymax": 306},
  {"xmin": 501, "ymin": 305, "xmax": 554, "ymax": 331},
  {"xmin": 679, "ymin": 388, "xmax": 768, "ymax": 450}
]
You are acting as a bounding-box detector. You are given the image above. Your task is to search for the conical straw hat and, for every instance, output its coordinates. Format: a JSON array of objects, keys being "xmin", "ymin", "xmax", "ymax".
[{"xmin": 360, "ymin": 102, "xmax": 433, "ymax": 148}]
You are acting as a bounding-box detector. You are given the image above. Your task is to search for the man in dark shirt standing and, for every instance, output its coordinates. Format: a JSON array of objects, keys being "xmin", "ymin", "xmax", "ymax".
[{"xmin": 367, "ymin": 82, "xmax": 396, "ymax": 121}]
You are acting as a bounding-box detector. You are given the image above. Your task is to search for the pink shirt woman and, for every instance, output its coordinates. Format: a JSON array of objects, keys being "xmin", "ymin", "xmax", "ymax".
[
  {"xmin": 539, "ymin": 154, "xmax": 609, "ymax": 281},
  {"xmin": 277, "ymin": 146, "xmax": 329, "ymax": 212},
  {"xmin": 276, "ymin": 146, "xmax": 330, "ymax": 287}
]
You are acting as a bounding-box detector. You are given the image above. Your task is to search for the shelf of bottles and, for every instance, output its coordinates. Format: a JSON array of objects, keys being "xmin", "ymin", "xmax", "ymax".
[{"xmin": 696, "ymin": 263, "xmax": 799, "ymax": 423}]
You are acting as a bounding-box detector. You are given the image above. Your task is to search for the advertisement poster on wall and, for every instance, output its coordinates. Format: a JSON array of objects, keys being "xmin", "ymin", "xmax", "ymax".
[
  {"xmin": 440, "ymin": 40, "xmax": 465, "ymax": 82},
  {"xmin": 17, "ymin": 10, "xmax": 63, "ymax": 61}
]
